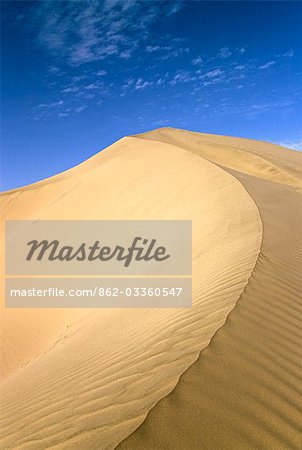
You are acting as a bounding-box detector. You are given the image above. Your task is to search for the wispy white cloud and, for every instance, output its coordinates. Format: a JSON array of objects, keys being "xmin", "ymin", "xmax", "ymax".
[
  {"xmin": 192, "ymin": 56, "xmax": 203, "ymax": 66},
  {"xmin": 146, "ymin": 45, "xmax": 161, "ymax": 53},
  {"xmin": 122, "ymin": 78, "xmax": 135, "ymax": 88},
  {"xmin": 259, "ymin": 60, "xmax": 276, "ymax": 70},
  {"xmin": 201, "ymin": 68, "xmax": 224, "ymax": 79},
  {"xmin": 38, "ymin": 100, "xmax": 64, "ymax": 108},
  {"xmin": 62, "ymin": 86, "xmax": 79, "ymax": 93},
  {"xmin": 35, "ymin": 99, "xmax": 89, "ymax": 120},
  {"xmin": 276, "ymin": 140, "xmax": 302, "ymax": 151},
  {"xmin": 165, "ymin": 2, "xmax": 183, "ymax": 16},
  {"xmin": 202, "ymin": 79, "xmax": 221, "ymax": 87},
  {"xmin": 156, "ymin": 78, "xmax": 165, "ymax": 86},
  {"xmin": 170, "ymin": 69, "xmax": 196, "ymax": 85},
  {"xmin": 135, "ymin": 78, "xmax": 153, "ymax": 90},
  {"xmin": 48, "ymin": 65, "xmax": 64, "ymax": 75},
  {"xmin": 282, "ymin": 49, "xmax": 294, "ymax": 58},
  {"xmin": 85, "ymin": 83, "xmax": 99, "ymax": 90},
  {"xmin": 74, "ymin": 105, "xmax": 87, "ymax": 113},
  {"xmin": 27, "ymin": 3, "xmax": 297, "ymax": 128},
  {"xmin": 218, "ymin": 47, "xmax": 232, "ymax": 59},
  {"xmin": 237, "ymin": 47, "xmax": 247, "ymax": 55},
  {"xmin": 145, "ymin": 41, "xmax": 188, "ymax": 61},
  {"xmin": 29, "ymin": 1, "xmax": 185, "ymax": 66},
  {"xmin": 78, "ymin": 92, "xmax": 96, "ymax": 100},
  {"xmin": 72, "ymin": 75, "xmax": 88, "ymax": 82},
  {"xmin": 57, "ymin": 104, "xmax": 88, "ymax": 118},
  {"xmin": 242, "ymin": 100, "xmax": 294, "ymax": 116},
  {"xmin": 120, "ymin": 49, "xmax": 133, "ymax": 60}
]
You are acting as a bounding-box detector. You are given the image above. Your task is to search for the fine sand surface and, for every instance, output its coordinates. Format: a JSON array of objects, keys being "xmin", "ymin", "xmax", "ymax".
[{"xmin": 0, "ymin": 128, "xmax": 301, "ymax": 449}]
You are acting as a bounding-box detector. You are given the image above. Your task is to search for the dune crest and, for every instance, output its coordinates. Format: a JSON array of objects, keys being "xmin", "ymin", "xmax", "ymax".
[
  {"xmin": 1, "ymin": 128, "xmax": 301, "ymax": 449},
  {"xmin": 118, "ymin": 128, "xmax": 302, "ymax": 450}
]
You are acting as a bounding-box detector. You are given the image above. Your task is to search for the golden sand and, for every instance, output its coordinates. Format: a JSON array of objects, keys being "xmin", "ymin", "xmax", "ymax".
[{"xmin": 0, "ymin": 128, "xmax": 301, "ymax": 449}]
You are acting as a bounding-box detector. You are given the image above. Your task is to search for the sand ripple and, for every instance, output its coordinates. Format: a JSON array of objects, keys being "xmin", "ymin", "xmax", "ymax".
[{"xmin": 1, "ymin": 128, "xmax": 300, "ymax": 449}]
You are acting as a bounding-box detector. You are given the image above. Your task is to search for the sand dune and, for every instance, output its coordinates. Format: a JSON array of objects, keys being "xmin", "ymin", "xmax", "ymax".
[{"xmin": 0, "ymin": 128, "xmax": 301, "ymax": 449}]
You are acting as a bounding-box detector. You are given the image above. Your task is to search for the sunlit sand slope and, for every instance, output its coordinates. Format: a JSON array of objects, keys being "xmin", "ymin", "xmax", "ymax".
[
  {"xmin": 0, "ymin": 127, "xmax": 300, "ymax": 450},
  {"xmin": 0, "ymin": 136, "xmax": 261, "ymax": 449},
  {"xmin": 117, "ymin": 128, "xmax": 302, "ymax": 449}
]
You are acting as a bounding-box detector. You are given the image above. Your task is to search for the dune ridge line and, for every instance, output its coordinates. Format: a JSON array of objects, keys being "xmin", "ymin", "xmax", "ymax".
[
  {"xmin": 0, "ymin": 131, "xmax": 264, "ymax": 449},
  {"xmin": 117, "ymin": 128, "xmax": 302, "ymax": 450}
]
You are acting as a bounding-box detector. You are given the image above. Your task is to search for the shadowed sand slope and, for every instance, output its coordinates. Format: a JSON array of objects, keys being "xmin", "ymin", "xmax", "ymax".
[
  {"xmin": 0, "ymin": 128, "xmax": 301, "ymax": 449},
  {"xmin": 135, "ymin": 128, "xmax": 302, "ymax": 188},
  {"xmin": 117, "ymin": 128, "xmax": 302, "ymax": 449}
]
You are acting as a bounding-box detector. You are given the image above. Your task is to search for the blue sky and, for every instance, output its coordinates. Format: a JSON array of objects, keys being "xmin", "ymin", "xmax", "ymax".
[{"xmin": 1, "ymin": 0, "xmax": 302, "ymax": 191}]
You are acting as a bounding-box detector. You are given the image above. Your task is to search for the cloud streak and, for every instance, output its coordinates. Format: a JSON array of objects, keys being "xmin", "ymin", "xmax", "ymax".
[
  {"xmin": 30, "ymin": 1, "xmax": 185, "ymax": 66},
  {"xmin": 276, "ymin": 140, "xmax": 302, "ymax": 151},
  {"xmin": 259, "ymin": 61, "xmax": 276, "ymax": 70}
]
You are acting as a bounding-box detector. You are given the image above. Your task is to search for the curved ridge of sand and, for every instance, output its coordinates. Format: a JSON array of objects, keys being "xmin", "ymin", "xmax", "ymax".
[
  {"xmin": 117, "ymin": 129, "xmax": 302, "ymax": 449},
  {"xmin": 0, "ymin": 135, "xmax": 263, "ymax": 449},
  {"xmin": 134, "ymin": 128, "xmax": 302, "ymax": 189}
]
